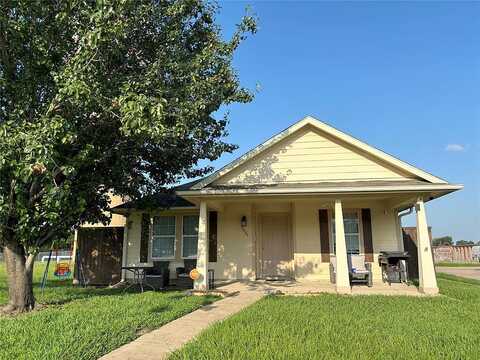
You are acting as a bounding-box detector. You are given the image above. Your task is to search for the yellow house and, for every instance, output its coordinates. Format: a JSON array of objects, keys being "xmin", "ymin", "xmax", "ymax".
[{"xmin": 113, "ymin": 116, "xmax": 462, "ymax": 295}]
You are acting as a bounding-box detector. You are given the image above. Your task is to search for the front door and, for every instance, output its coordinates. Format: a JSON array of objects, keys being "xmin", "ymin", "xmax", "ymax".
[{"xmin": 260, "ymin": 213, "xmax": 292, "ymax": 279}]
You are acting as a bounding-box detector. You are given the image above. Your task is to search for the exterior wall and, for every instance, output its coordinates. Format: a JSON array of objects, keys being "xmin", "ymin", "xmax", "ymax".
[
  {"xmin": 209, "ymin": 203, "xmax": 256, "ymax": 280},
  {"xmin": 124, "ymin": 199, "xmax": 403, "ymax": 283},
  {"xmin": 370, "ymin": 205, "xmax": 403, "ymax": 282},
  {"xmin": 125, "ymin": 212, "xmax": 142, "ymax": 266},
  {"xmin": 293, "ymin": 201, "xmax": 329, "ymax": 281},
  {"xmin": 124, "ymin": 206, "xmax": 256, "ymax": 281},
  {"xmin": 82, "ymin": 194, "xmax": 126, "ymax": 228},
  {"xmin": 213, "ymin": 126, "xmax": 415, "ymax": 185},
  {"xmin": 124, "ymin": 209, "xmax": 199, "ymax": 279},
  {"xmin": 292, "ymin": 199, "xmax": 402, "ymax": 283}
]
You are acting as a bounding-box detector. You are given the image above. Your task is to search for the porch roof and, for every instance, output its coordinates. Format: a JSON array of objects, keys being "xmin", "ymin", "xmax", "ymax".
[
  {"xmin": 177, "ymin": 179, "xmax": 462, "ymax": 197},
  {"xmin": 112, "ymin": 178, "xmax": 461, "ymax": 214},
  {"xmin": 111, "ymin": 192, "xmax": 195, "ymax": 214}
]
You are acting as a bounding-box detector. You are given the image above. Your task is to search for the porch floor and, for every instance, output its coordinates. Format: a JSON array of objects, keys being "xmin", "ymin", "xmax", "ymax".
[{"xmin": 216, "ymin": 279, "xmax": 424, "ymax": 296}]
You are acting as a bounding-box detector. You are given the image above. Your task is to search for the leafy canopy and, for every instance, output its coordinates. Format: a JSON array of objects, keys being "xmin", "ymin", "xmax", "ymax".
[
  {"xmin": 0, "ymin": 0, "xmax": 256, "ymax": 253},
  {"xmin": 432, "ymin": 236, "xmax": 453, "ymax": 246}
]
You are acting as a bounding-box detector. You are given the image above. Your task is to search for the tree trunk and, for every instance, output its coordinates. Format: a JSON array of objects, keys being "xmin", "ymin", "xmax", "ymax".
[{"xmin": 3, "ymin": 243, "xmax": 35, "ymax": 312}]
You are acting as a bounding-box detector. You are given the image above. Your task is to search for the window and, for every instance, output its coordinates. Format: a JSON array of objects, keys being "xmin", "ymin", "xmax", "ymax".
[
  {"xmin": 332, "ymin": 212, "xmax": 361, "ymax": 254},
  {"xmin": 152, "ymin": 216, "xmax": 175, "ymax": 259},
  {"xmin": 182, "ymin": 215, "xmax": 199, "ymax": 258}
]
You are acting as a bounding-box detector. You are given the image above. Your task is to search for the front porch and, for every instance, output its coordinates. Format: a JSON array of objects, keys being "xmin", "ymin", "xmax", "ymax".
[
  {"xmin": 215, "ymin": 279, "xmax": 424, "ymax": 296},
  {"xmin": 189, "ymin": 193, "xmax": 439, "ymax": 295}
]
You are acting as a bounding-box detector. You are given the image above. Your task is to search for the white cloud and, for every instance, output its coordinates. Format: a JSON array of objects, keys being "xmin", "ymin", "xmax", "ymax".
[{"xmin": 445, "ymin": 144, "xmax": 465, "ymax": 152}]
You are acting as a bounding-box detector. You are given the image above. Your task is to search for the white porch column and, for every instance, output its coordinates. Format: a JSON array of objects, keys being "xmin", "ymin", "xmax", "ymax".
[
  {"xmin": 194, "ymin": 201, "xmax": 209, "ymax": 291},
  {"xmin": 334, "ymin": 199, "xmax": 351, "ymax": 294},
  {"xmin": 121, "ymin": 217, "xmax": 129, "ymax": 282},
  {"xmin": 416, "ymin": 197, "xmax": 438, "ymax": 295}
]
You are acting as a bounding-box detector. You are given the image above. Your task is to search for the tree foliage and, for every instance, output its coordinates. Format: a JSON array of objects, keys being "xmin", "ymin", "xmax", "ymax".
[
  {"xmin": 0, "ymin": 0, "xmax": 256, "ymax": 311},
  {"xmin": 432, "ymin": 236, "xmax": 453, "ymax": 246},
  {"xmin": 455, "ymin": 240, "xmax": 474, "ymax": 246}
]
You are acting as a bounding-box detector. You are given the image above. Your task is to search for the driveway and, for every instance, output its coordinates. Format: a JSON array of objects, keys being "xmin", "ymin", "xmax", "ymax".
[{"xmin": 436, "ymin": 267, "xmax": 480, "ymax": 280}]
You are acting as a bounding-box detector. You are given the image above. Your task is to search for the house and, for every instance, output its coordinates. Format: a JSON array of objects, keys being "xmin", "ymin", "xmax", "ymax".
[{"xmin": 112, "ymin": 116, "xmax": 462, "ymax": 294}]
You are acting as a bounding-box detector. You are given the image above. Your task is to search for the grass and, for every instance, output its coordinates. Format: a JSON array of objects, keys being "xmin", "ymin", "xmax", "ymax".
[
  {"xmin": 437, "ymin": 272, "xmax": 480, "ymax": 286},
  {"xmin": 0, "ymin": 262, "xmax": 217, "ymax": 360},
  {"xmin": 436, "ymin": 262, "xmax": 480, "ymax": 267},
  {"xmin": 172, "ymin": 276, "xmax": 480, "ymax": 360}
]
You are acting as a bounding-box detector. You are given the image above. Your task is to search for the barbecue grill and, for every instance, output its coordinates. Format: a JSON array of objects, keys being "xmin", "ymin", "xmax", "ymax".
[{"xmin": 378, "ymin": 251, "xmax": 410, "ymax": 284}]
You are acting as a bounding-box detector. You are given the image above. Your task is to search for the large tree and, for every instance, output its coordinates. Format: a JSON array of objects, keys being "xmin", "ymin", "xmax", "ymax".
[{"xmin": 0, "ymin": 0, "xmax": 256, "ymax": 312}]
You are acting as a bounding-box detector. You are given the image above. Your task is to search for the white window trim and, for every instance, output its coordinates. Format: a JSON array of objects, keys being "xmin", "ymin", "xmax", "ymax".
[
  {"xmin": 150, "ymin": 215, "xmax": 176, "ymax": 261},
  {"xmin": 181, "ymin": 215, "xmax": 199, "ymax": 260},
  {"xmin": 329, "ymin": 209, "xmax": 364, "ymax": 255}
]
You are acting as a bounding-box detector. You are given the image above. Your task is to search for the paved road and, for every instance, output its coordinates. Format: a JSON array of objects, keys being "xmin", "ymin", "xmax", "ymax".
[{"xmin": 436, "ymin": 267, "xmax": 480, "ymax": 280}]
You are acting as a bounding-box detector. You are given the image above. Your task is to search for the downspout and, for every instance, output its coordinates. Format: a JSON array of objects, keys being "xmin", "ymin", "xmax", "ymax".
[
  {"xmin": 398, "ymin": 207, "xmax": 413, "ymax": 221},
  {"xmin": 397, "ymin": 207, "xmax": 413, "ymax": 250}
]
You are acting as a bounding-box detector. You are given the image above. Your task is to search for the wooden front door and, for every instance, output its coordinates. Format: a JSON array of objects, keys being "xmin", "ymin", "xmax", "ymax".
[{"xmin": 260, "ymin": 213, "xmax": 292, "ymax": 279}]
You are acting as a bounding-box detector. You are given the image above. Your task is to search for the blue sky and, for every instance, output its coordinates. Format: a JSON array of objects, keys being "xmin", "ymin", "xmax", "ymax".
[{"xmin": 205, "ymin": 1, "xmax": 479, "ymax": 241}]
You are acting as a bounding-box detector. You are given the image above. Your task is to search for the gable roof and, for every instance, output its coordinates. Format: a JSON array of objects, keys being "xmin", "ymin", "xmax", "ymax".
[{"xmin": 191, "ymin": 116, "xmax": 447, "ymax": 190}]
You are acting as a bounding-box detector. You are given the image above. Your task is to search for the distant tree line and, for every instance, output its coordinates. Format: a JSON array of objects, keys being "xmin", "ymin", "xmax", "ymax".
[{"xmin": 432, "ymin": 236, "xmax": 478, "ymax": 246}]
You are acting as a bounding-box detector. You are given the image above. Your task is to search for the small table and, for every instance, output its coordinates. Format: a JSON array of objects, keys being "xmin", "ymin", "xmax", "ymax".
[{"xmin": 122, "ymin": 265, "xmax": 155, "ymax": 293}]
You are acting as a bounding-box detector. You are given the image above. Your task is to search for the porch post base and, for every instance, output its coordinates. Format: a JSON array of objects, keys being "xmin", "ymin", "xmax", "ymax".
[
  {"xmin": 419, "ymin": 286, "xmax": 439, "ymax": 295},
  {"xmin": 336, "ymin": 286, "xmax": 351, "ymax": 294},
  {"xmin": 193, "ymin": 283, "xmax": 207, "ymax": 291}
]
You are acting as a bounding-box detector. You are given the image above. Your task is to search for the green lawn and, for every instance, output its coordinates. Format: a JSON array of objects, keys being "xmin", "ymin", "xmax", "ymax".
[
  {"xmin": 436, "ymin": 262, "xmax": 480, "ymax": 267},
  {"xmin": 0, "ymin": 262, "xmax": 217, "ymax": 360},
  {"xmin": 172, "ymin": 275, "xmax": 480, "ymax": 360}
]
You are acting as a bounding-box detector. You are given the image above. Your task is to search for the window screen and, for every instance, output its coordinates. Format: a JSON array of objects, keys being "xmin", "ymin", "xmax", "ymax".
[
  {"xmin": 183, "ymin": 215, "xmax": 199, "ymax": 258},
  {"xmin": 152, "ymin": 216, "xmax": 175, "ymax": 258}
]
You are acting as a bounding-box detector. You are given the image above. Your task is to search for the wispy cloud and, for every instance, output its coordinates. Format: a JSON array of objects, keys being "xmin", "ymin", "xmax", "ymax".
[{"xmin": 445, "ymin": 144, "xmax": 465, "ymax": 152}]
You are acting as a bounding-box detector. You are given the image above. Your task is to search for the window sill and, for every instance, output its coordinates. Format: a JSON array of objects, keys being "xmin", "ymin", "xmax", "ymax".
[{"xmin": 151, "ymin": 257, "xmax": 175, "ymax": 261}]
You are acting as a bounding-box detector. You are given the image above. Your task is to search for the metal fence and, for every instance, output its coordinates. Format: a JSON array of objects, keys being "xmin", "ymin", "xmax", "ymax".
[{"xmin": 0, "ymin": 250, "xmax": 72, "ymax": 263}]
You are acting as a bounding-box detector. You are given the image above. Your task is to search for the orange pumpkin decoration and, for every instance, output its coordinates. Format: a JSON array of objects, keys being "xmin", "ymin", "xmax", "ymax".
[{"xmin": 189, "ymin": 268, "xmax": 200, "ymax": 280}]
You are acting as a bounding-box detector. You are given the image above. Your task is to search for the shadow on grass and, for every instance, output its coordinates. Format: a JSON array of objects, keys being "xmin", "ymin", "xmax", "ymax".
[
  {"xmin": 35, "ymin": 283, "xmax": 200, "ymax": 307},
  {"xmin": 437, "ymin": 272, "xmax": 480, "ymax": 286},
  {"xmin": 148, "ymin": 305, "xmax": 172, "ymax": 314}
]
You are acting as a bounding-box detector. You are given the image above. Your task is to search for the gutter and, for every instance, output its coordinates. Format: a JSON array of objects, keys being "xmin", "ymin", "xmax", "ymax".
[
  {"xmin": 398, "ymin": 207, "xmax": 413, "ymax": 220},
  {"xmin": 177, "ymin": 184, "xmax": 463, "ymax": 197}
]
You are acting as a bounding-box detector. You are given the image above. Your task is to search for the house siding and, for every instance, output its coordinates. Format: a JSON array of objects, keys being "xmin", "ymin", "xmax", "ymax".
[
  {"xmin": 209, "ymin": 203, "xmax": 256, "ymax": 280},
  {"xmin": 125, "ymin": 210, "xmax": 199, "ymax": 279},
  {"xmin": 292, "ymin": 199, "xmax": 403, "ymax": 282},
  {"xmin": 124, "ymin": 199, "xmax": 403, "ymax": 283},
  {"xmin": 213, "ymin": 126, "xmax": 416, "ymax": 185}
]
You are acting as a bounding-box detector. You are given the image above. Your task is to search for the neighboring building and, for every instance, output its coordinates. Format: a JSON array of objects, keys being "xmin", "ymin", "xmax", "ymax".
[{"xmin": 112, "ymin": 116, "xmax": 462, "ymax": 294}]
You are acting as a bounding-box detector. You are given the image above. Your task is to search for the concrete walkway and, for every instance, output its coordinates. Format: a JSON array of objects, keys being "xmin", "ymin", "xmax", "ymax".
[
  {"xmin": 437, "ymin": 266, "xmax": 480, "ymax": 280},
  {"xmin": 100, "ymin": 284, "xmax": 264, "ymax": 360}
]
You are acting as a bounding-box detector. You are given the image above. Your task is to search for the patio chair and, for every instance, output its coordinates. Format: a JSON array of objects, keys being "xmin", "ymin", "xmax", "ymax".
[
  {"xmin": 348, "ymin": 254, "xmax": 372, "ymax": 287},
  {"xmin": 145, "ymin": 261, "xmax": 170, "ymax": 290},
  {"xmin": 175, "ymin": 259, "xmax": 197, "ymax": 289}
]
